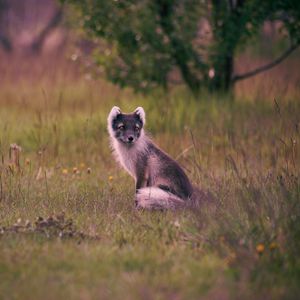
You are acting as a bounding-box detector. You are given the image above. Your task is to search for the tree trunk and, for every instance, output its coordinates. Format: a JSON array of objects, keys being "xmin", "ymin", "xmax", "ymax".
[
  {"xmin": 209, "ymin": 0, "xmax": 244, "ymax": 93},
  {"xmin": 31, "ymin": 8, "xmax": 63, "ymax": 54},
  {"xmin": 0, "ymin": 0, "xmax": 13, "ymax": 52},
  {"xmin": 171, "ymin": 39, "xmax": 201, "ymax": 94},
  {"xmin": 155, "ymin": 0, "xmax": 201, "ymax": 95},
  {"xmin": 209, "ymin": 51, "xmax": 234, "ymax": 92}
]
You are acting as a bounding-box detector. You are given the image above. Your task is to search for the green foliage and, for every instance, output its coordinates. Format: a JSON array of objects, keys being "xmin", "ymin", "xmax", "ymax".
[
  {"xmin": 63, "ymin": 0, "xmax": 205, "ymax": 93},
  {"xmin": 63, "ymin": 0, "xmax": 300, "ymax": 94}
]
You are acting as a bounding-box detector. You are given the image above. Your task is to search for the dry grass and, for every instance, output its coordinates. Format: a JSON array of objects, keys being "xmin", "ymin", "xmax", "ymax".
[{"xmin": 0, "ymin": 49, "xmax": 300, "ymax": 300}]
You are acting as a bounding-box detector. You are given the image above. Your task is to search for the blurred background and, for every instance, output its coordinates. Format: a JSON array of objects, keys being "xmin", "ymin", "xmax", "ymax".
[
  {"xmin": 0, "ymin": 0, "xmax": 299, "ymax": 101},
  {"xmin": 1, "ymin": 0, "xmax": 299, "ymax": 169}
]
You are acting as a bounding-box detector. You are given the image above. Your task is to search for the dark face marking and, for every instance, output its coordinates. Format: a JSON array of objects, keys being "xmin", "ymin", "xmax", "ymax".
[{"xmin": 112, "ymin": 113, "xmax": 143, "ymax": 145}]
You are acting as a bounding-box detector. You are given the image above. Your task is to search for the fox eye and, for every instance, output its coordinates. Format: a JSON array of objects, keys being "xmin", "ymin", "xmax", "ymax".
[
  {"xmin": 135, "ymin": 125, "xmax": 140, "ymax": 131},
  {"xmin": 118, "ymin": 124, "xmax": 125, "ymax": 130}
]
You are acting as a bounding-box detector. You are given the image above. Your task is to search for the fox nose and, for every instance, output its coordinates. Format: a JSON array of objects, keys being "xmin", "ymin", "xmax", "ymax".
[{"xmin": 128, "ymin": 136, "xmax": 134, "ymax": 143}]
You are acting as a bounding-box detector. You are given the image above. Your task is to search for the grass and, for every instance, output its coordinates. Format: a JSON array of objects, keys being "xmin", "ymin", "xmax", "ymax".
[{"xmin": 0, "ymin": 52, "xmax": 300, "ymax": 300}]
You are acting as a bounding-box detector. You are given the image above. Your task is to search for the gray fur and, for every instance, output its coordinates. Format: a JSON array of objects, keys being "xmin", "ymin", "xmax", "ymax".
[{"xmin": 107, "ymin": 106, "xmax": 194, "ymax": 210}]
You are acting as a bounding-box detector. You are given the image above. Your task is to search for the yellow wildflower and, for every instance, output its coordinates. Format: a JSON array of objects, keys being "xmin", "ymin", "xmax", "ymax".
[
  {"xmin": 109, "ymin": 175, "xmax": 113, "ymax": 181},
  {"xmin": 270, "ymin": 242, "xmax": 278, "ymax": 250},
  {"xmin": 62, "ymin": 168, "xmax": 68, "ymax": 175},
  {"xmin": 256, "ymin": 243, "xmax": 265, "ymax": 254}
]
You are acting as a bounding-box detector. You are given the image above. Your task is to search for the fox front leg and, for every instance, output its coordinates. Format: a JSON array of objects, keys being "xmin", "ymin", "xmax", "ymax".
[
  {"xmin": 135, "ymin": 168, "xmax": 149, "ymax": 191},
  {"xmin": 134, "ymin": 156, "xmax": 149, "ymax": 191},
  {"xmin": 134, "ymin": 165, "xmax": 149, "ymax": 207}
]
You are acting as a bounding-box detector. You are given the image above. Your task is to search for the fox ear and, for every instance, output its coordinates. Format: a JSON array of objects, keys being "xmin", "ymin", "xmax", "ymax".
[
  {"xmin": 134, "ymin": 107, "xmax": 146, "ymax": 125},
  {"xmin": 108, "ymin": 106, "xmax": 121, "ymax": 124}
]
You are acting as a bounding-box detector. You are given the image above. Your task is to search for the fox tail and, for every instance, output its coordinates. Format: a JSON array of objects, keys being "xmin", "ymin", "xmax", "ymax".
[{"xmin": 135, "ymin": 187, "xmax": 185, "ymax": 210}]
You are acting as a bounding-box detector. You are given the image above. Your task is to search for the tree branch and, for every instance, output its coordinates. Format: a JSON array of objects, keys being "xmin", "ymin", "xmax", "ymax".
[
  {"xmin": 233, "ymin": 43, "xmax": 299, "ymax": 83},
  {"xmin": 31, "ymin": 8, "xmax": 63, "ymax": 53},
  {"xmin": 0, "ymin": 34, "xmax": 12, "ymax": 52}
]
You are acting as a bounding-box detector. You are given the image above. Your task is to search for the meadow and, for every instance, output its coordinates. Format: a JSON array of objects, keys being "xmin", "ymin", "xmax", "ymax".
[{"xmin": 0, "ymin": 52, "xmax": 300, "ymax": 300}]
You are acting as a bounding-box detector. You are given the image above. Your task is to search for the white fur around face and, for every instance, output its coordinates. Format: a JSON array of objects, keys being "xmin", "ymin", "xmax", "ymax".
[
  {"xmin": 108, "ymin": 105, "xmax": 148, "ymax": 178},
  {"xmin": 134, "ymin": 107, "xmax": 146, "ymax": 125}
]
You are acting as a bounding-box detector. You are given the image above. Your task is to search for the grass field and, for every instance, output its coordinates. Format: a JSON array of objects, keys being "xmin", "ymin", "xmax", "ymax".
[{"xmin": 0, "ymin": 53, "xmax": 300, "ymax": 300}]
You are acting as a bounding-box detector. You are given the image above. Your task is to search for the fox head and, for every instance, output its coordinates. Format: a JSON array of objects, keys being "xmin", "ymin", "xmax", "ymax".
[{"xmin": 108, "ymin": 106, "xmax": 146, "ymax": 145}]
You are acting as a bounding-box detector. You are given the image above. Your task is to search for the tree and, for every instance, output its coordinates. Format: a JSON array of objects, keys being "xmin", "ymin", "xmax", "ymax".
[
  {"xmin": 63, "ymin": 0, "xmax": 300, "ymax": 94},
  {"xmin": 0, "ymin": 0, "xmax": 13, "ymax": 52},
  {"xmin": 30, "ymin": 7, "xmax": 63, "ymax": 54},
  {"xmin": 209, "ymin": 0, "xmax": 300, "ymax": 91},
  {"xmin": 0, "ymin": 1, "xmax": 64, "ymax": 55}
]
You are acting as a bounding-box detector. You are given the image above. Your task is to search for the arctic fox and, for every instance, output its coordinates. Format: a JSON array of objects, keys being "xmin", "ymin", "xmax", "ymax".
[{"xmin": 107, "ymin": 106, "xmax": 195, "ymax": 210}]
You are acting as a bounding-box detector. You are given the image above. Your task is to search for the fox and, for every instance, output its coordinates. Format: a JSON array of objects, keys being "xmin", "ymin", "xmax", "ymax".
[{"xmin": 107, "ymin": 106, "xmax": 197, "ymax": 210}]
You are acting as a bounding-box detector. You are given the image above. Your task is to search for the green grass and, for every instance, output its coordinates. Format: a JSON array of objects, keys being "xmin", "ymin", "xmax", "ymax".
[{"xmin": 0, "ymin": 73, "xmax": 300, "ymax": 300}]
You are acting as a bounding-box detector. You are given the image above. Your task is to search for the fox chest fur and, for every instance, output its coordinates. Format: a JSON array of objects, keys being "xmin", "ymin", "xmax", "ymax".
[{"xmin": 111, "ymin": 138, "xmax": 148, "ymax": 179}]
